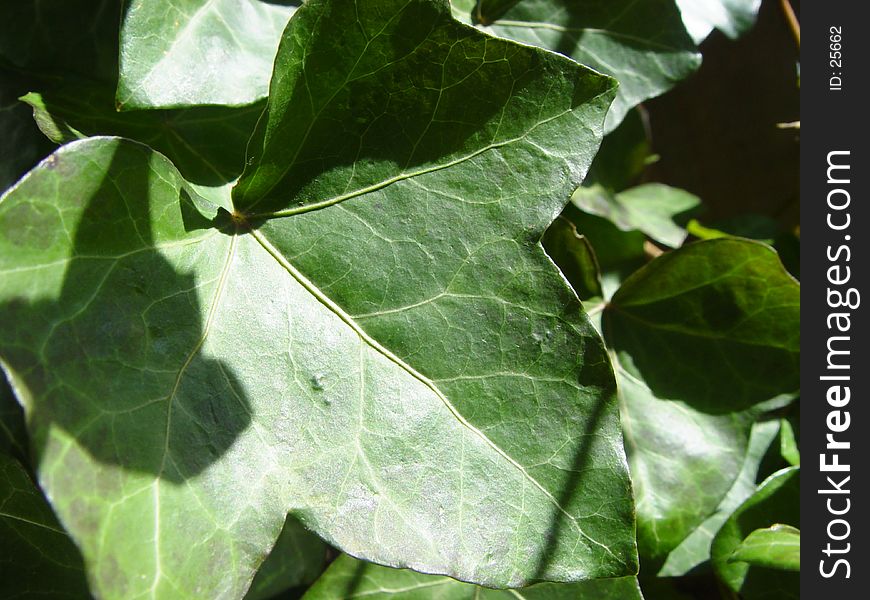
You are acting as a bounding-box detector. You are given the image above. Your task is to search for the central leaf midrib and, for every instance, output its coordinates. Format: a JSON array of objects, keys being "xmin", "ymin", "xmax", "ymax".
[{"xmin": 246, "ymin": 227, "xmax": 614, "ymax": 555}]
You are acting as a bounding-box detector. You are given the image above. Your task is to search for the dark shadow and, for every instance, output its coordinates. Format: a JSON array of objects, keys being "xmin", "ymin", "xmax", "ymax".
[
  {"xmin": 236, "ymin": 0, "xmax": 612, "ymax": 214},
  {"xmin": 0, "ymin": 142, "xmax": 250, "ymax": 481}
]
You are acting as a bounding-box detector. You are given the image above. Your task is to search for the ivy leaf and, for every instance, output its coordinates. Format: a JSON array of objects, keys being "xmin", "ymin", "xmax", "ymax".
[
  {"xmin": 675, "ymin": 0, "xmax": 761, "ymax": 43},
  {"xmin": 0, "ymin": 0, "xmax": 637, "ymax": 596},
  {"xmin": 0, "ymin": 67, "xmax": 54, "ymax": 194},
  {"xmin": 602, "ymin": 239, "xmax": 799, "ymax": 561},
  {"xmin": 657, "ymin": 419, "xmax": 780, "ymax": 576},
  {"xmin": 729, "ymin": 524, "xmax": 800, "ymax": 572},
  {"xmin": 0, "ymin": 452, "xmax": 90, "ymax": 598},
  {"xmin": 607, "ymin": 239, "xmax": 799, "ymax": 413},
  {"xmin": 21, "ymin": 82, "xmax": 263, "ymax": 187},
  {"xmin": 547, "ymin": 204, "xmax": 647, "ymax": 301},
  {"xmin": 573, "ymin": 184, "xmax": 702, "ymax": 249},
  {"xmin": 117, "ymin": 0, "xmax": 298, "ymax": 109},
  {"xmin": 542, "ymin": 217, "xmax": 603, "ymax": 301},
  {"xmin": 302, "ymin": 554, "xmax": 643, "ymax": 599},
  {"xmin": 451, "ymin": 0, "xmax": 701, "ymax": 131},
  {"xmin": 711, "ymin": 467, "xmax": 799, "ymax": 598}
]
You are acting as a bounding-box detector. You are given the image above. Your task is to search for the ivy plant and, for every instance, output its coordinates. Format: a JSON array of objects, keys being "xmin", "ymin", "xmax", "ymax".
[{"xmin": 0, "ymin": 0, "xmax": 799, "ymax": 599}]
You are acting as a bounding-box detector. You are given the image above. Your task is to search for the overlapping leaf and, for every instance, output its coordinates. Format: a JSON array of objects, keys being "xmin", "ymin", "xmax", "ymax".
[
  {"xmin": 657, "ymin": 419, "xmax": 781, "ymax": 576},
  {"xmin": 729, "ymin": 524, "xmax": 800, "ymax": 572},
  {"xmin": 451, "ymin": 0, "xmax": 701, "ymax": 131},
  {"xmin": 303, "ymin": 554, "xmax": 643, "ymax": 599},
  {"xmin": 602, "ymin": 239, "xmax": 799, "ymax": 562},
  {"xmin": 711, "ymin": 467, "xmax": 799, "ymax": 598},
  {"xmin": 118, "ymin": 0, "xmax": 298, "ymax": 109},
  {"xmin": 0, "ymin": 0, "xmax": 638, "ymax": 596},
  {"xmin": 0, "ymin": 453, "xmax": 90, "ymax": 598}
]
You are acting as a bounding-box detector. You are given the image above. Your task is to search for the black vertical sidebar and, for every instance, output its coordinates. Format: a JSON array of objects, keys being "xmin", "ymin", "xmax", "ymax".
[{"xmin": 802, "ymin": 1, "xmax": 868, "ymax": 596}]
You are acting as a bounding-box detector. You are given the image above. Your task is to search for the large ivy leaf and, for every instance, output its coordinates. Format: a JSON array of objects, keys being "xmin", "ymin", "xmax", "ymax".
[
  {"xmin": 729, "ymin": 524, "xmax": 800, "ymax": 572},
  {"xmin": 0, "ymin": 452, "xmax": 90, "ymax": 598},
  {"xmin": 711, "ymin": 467, "xmax": 799, "ymax": 598},
  {"xmin": 675, "ymin": 0, "xmax": 761, "ymax": 43},
  {"xmin": 657, "ymin": 419, "xmax": 781, "ymax": 576},
  {"xmin": 117, "ymin": 0, "xmax": 298, "ymax": 109},
  {"xmin": 451, "ymin": 0, "xmax": 701, "ymax": 131},
  {"xmin": 583, "ymin": 107, "xmax": 653, "ymax": 193},
  {"xmin": 602, "ymin": 239, "xmax": 799, "ymax": 562},
  {"xmin": 0, "ymin": 0, "xmax": 637, "ymax": 596},
  {"xmin": 303, "ymin": 554, "xmax": 643, "ymax": 599}
]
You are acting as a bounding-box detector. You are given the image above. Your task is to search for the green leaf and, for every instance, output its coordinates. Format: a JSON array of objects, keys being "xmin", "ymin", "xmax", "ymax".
[
  {"xmin": 711, "ymin": 467, "xmax": 799, "ymax": 598},
  {"xmin": 778, "ymin": 418, "xmax": 799, "ymax": 466},
  {"xmin": 729, "ymin": 524, "xmax": 800, "ymax": 572},
  {"xmin": 542, "ymin": 217, "xmax": 603, "ymax": 301},
  {"xmin": 658, "ymin": 419, "xmax": 781, "ymax": 576},
  {"xmin": 583, "ymin": 108, "xmax": 654, "ymax": 193},
  {"xmin": 607, "ymin": 239, "xmax": 799, "ymax": 413},
  {"xmin": 302, "ymin": 554, "xmax": 644, "ymax": 599},
  {"xmin": 603, "ymin": 239, "xmax": 799, "ymax": 561},
  {"xmin": 21, "ymin": 81, "xmax": 263, "ymax": 187},
  {"xmin": 244, "ymin": 516, "xmax": 327, "ymax": 600},
  {"xmin": 0, "ymin": 369, "xmax": 28, "ymax": 463},
  {"xmin": 676, "ymin": 0, "xmax": 761, "ymax": 43},
  {"xmin": 555, "ymin": 204, "xmax": 647, "ymax": 300},
  {"xmin": 573, "ymin": 184, "xmax": 702, "ymax": 248},
  {"xmin": 117, "ymin": 0, "xmax": 298, "ymax": 109},
  {"xmin": 452, "ymin": 0, "xmax": 701, "ymax": 131},
  {"xmin": 0, "ymin": 67, "xmax": 54, "ymax": 194},
  {"xmin": 0, "ymin": 452, "xmax": 90, "ymax": 598},
  {"xmin": 0, "ymin": 1, "xmax": 637, "ymax": 595}
]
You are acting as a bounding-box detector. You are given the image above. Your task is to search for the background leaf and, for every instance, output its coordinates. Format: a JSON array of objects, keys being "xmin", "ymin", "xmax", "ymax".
[
  {"xmin": 675, "ymin": 0, "xmax": 761, "ymax": 42},
  {"xmin": 0, "ymin": 452, "xmax": 90, "ymax": 598},
  {"xmin": 657, "ymin": 419, "xmax": 780, "ymax": 576},
  {"xmin": 573, "ymin": 184, "xmax": 702, "ymax": 248},
  {"xmin": 244, "ymin": 516, "xmax": 328, "ymax": 600},
  {"xmin": 302, "ymin": 554, "xmax": 643, "ymax": 599},
  {"xmin": 601, "ymin": 239, "xmax": 798, "ymax": 562},
  {"xmin": 729, "ymin": 524, "xmax": 800, "ymax": 572},
  {"xmin": 117, "ymin": 0, "xmax": 298, "ymax": 109},
  {"xmin": 452, "ymin": 0, "xmax": 701, "ymax": 131},
  {"xmin": 711, "ymin": 467, "xmax": 799, "ymax": 598}
]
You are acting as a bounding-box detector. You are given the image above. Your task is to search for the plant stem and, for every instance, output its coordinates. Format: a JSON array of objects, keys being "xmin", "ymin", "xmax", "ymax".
[{"xmin": 779, "ymin": 0, "xmax": 800, "ymax": 49}]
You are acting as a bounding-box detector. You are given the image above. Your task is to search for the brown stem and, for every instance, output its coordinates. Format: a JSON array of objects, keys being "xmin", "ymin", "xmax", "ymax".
[{"xmin": 779, "ymin": 0, "xmax": 801, "ymax": 49}]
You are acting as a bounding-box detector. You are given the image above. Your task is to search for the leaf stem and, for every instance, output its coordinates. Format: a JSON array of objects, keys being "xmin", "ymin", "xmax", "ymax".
[{"xmin": 779, "ymin": 0, "xmax": 800, "ymax": 49}]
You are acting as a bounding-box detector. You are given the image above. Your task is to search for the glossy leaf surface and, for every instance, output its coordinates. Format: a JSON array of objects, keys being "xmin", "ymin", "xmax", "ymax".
[
  {"xmin": 0, "ymin": 0, "xmax": 638, "ymax": 595},
  {"xmin": 452, "ymin": 0, "xmax": 700, "ymax": 131},
  {"xmin": 658, "ymin": 419, "xmax": 780, "ymax": 576},
  {"xmin": 118, "ymin": 0, "xmax": 297, "ymax": 108},
  {"xmin": 729, "ymin": 524, "xmax": 800, "ymax": 572},
  {"xmin": 676, "ymin": 0, "xmax": 761, "ymax": 42}
]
